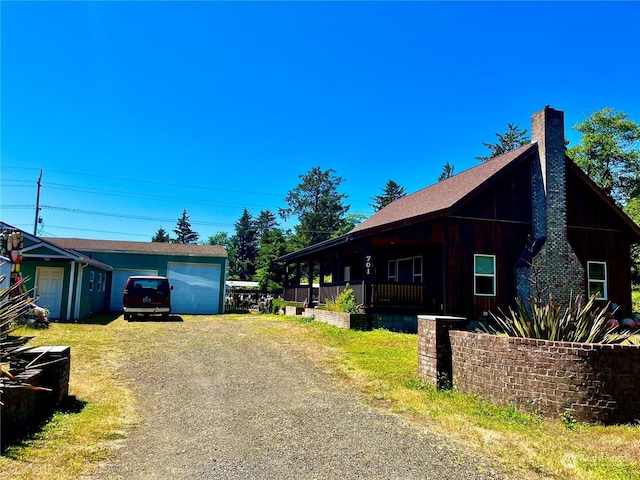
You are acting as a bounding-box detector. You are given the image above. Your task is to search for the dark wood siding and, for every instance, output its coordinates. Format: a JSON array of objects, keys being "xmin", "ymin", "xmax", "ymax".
[
  {"xmin": 444, "ymin": 218, "xmax": 531, "ymax": 319},
  {"xmin": 568, "ymin": 228, "xmax": 633, "ymax": 315},
  {"xmin": 456, "ymin": 159, "xmax": 533, "ymax": 223}
]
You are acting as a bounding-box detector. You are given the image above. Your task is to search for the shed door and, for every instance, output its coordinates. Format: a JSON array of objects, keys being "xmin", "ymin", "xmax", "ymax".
[
  {"xmin": 167, "ymin": 262, "xmax": 220, "ymax": 314},
  {"xmin": 110, "ymin": 269, "xmax": 158, "ymax": 311},
  {"xmin": 36, "ymin": 266, "xmax": 64, "ymax": 319}
]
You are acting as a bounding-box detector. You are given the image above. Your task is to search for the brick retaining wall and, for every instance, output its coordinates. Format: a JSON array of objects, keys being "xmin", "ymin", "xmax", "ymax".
[
  {"xmin": 450, "ymin": 331, "xmax": 640, "ymax": 423},
  {"xmin": 418, "ymin": 316, "xmax": 640, "ymax": 424},
  {"xmin": 304, "ymin": 309, "xmax": 369, "ymax": 330}
]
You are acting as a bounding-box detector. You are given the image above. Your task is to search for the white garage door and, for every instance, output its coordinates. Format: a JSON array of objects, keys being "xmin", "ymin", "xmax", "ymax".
[
  {"xmin": 167, "ymin": 262, "xmax": 220, "ymax": 314},
  {"xmin": 110, "ymin": 269, "xmax": 158, "ymax": 311}
]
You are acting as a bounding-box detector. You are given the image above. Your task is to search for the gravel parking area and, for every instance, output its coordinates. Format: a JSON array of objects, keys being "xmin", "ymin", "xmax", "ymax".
[{"xmin": 87, "ymin": 317, "xmax": 505, "ymax": 480}]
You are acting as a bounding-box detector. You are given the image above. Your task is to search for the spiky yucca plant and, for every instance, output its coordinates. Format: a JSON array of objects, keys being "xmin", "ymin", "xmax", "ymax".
[
  {"xmin": 1, "ymin": 271, "xmax": 53, "ymax": 404},
  {"xmin": 482, "ymin": 293, "xmax": 636, "ymax": 344}
]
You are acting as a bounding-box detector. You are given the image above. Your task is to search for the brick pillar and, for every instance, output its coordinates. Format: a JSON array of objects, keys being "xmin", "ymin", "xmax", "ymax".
[{"xmin": 418, "ymin": 315, "xmax": 467, "ymax": 388}]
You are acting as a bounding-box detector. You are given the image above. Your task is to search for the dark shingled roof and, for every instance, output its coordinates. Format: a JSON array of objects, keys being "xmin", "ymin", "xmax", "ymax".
[
  {"xmin": 351, "ymin": 143, "xmax": 537, "ymax": 235},
  {"xmin": 46, "ymin": 238, "xmax": 227, "ymax": 257}
]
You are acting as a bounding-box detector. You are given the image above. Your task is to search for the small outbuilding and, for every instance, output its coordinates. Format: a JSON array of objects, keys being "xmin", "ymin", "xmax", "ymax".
[{"xmin": 48, "ymin": 238, "xmax": 228, "ymax": 316}]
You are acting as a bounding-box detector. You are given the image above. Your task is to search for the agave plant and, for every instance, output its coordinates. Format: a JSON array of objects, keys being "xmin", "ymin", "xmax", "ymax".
[
  {"xmin": 481, "ymin": 293, "xmax": 636, "ymax": 344},
  {"xmin": 1, "ymin": 271, "xmax": 53, "ymax": 404}
]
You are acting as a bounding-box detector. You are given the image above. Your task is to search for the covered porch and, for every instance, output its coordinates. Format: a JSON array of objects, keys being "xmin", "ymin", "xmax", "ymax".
[{"xmin": 279, "ymin": 234, "xmax": 445, "ymax": 318}]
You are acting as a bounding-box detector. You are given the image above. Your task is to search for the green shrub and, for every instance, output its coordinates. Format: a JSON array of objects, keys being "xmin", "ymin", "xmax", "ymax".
[
  {"xmin": 326, "ymin": 284, "xmax": 359, "ymax": 314},
  {"xmin": 481, "ymin": 293, "xmax": 636, "ymax": 344}
]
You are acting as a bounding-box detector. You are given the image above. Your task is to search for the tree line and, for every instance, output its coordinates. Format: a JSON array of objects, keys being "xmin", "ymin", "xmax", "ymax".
[{"xmin": 153, "ymin": 107, "xmax": 640, "ymax": 290}]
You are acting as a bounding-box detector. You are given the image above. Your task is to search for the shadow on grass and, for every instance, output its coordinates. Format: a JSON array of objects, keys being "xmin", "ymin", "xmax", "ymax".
[
  {"xmin": 126, "ymin": 314, "xmax": 184, "ymax": 323},
  {"xmin": 0, "ymin": 395, "xmax": 88, "ymax": 454},
  {"xmin": 64, "ymin": 312, "xmax": 122, "ymax": 326}
]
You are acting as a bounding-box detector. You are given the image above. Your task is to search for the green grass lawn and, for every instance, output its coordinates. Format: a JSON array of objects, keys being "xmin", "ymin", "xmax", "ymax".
[{"xmin": 2, "ymin": 314, "xmax": 639, "ymax": 480}]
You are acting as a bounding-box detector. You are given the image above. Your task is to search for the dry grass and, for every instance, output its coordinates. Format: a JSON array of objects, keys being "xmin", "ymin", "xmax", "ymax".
[
  {"xmin": 1, "ymin": 319, "xmax": 139, "ymax": 480},
  {"xmin": 2, "ymin": 313, "xmax": 639, "ymax": 480}
]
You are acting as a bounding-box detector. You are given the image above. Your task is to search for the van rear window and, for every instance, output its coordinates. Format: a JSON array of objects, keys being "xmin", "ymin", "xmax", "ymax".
[{"xmin": 131, "ymin": 279, "xmax": 169, "ymax": 292}]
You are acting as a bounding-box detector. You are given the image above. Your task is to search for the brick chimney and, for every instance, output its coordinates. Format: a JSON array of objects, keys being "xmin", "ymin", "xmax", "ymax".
[{"xmin": 518, "ymin": 106, "xmax": 584, "ymax": 304}]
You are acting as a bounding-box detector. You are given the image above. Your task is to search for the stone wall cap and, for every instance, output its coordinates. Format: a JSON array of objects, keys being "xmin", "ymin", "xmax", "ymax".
[{"xmin": 418, "ymin": 315, "xmax": 467, "ymax": 322}]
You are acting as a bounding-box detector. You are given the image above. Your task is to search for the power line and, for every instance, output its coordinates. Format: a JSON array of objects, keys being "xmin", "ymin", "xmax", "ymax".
[
  {"xmin": 38, "ymin": 224, "xmax": 152, "ymax": 238},
  {"xmin": 2, "ymin": 166, "xmax": 284, "ymax": 197},
  {"xmin": 38, "ymin": 204, "xmax": 235, "ymax": 227},
  {"xmin": 41, "ymin": 182, "xmax": 279, "ymax": 210}
]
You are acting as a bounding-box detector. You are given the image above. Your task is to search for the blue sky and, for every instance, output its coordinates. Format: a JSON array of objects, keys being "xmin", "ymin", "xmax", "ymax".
[{"xmin": 2, "ymin": 1, "xmax": 639, "ymax": 242}]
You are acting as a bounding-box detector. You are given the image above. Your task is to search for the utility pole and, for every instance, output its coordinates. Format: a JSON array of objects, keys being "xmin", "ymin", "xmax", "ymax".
[{"xmin": 34, "ymin": 169, "xmax": 42, "ymax": 235}]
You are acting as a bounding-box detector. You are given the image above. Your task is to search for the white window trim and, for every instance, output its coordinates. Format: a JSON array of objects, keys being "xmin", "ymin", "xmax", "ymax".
[
  {"xmin": 387, "ymin": 256, "xmax": 423, "ymax": 283},
  {"xmin": 413, "ymin": 256, "xmax": 422, "ymax": 283},
  {"xmin": 97, "ymin": 273, "xmax": 103, "ymax": 292},
  {"xmin": 474, "ymin": 254, "xmax": 496, "ymax": 297},
  {"xmin": 587, "ymin": 261, "xmax": 608, "ymax": 300},
  {"xmin": 89, "ymin": 271, "xmax": 95, "ymax": 292}
]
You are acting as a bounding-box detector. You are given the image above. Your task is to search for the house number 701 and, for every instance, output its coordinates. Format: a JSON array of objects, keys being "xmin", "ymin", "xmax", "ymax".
[{"xmin": 365, "ymin": 255, "xmax": 372, "ymax": 275}]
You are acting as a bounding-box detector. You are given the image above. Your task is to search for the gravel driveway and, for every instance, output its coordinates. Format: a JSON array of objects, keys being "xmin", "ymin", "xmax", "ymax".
[{"xmin": 87, "ymin": 317, "xmax": 505, "ymax": 480}]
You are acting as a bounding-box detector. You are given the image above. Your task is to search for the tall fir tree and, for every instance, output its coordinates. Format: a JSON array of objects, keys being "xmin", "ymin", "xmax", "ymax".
[
  {"xmin": 370, "ymin": 180, "xmax": 407, "ymax": 211},
  {"xmin": 151, "ymin": 226, "xmax": 171, "ymax": 242},
  {"xmin": 438, "ymin": 162, "xmax": 455, "ymax": 181},
  {"xmin": 231, "ymin": 208, "xmax": 258, "ymax": 281},
  {"xmin": 173, "ymin": 209, "xmax": 199, "ymax": 244},
  {"xmin": 476, "ymin": 123, "xmax": 530, "ymax": 162},
  {"xmin": 255, "ymin": 210, "xmax": 278, "ymax": 244},
  {"xmin": 256, "ymin": 227, "xmax": 290, "ymax": 293}
]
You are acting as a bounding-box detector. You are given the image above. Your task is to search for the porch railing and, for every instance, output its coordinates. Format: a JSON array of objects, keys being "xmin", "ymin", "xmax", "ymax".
[
  {"xmin": 371, "ymin": 283, "xmax": 424, "ymax": 307},
  {"xmin": 286, "ymin": 282, "xmax": 425, "ymax": 308}
]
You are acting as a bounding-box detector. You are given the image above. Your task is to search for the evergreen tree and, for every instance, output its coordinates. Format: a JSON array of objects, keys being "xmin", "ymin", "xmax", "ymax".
[
  {"xmin": 438, "ymin": 162, "xmax": 455, "ymax": 181},
  {"xmin": 279, "ymin": 166, "xmax": 349, "ymax": 246},
  {"xmin": 173, "ymin": 209, "xmax": 200, "ymax": 244},
  {"xmin": 333, "ymin": 213, "xmax": 367, "ymax": 237},
  {"xmin": 370, "ymin": 180, "xmax": 407, "ymax": 211},
  {"xmin": 476, "ymin": 123, "xmax": 530, "ymax": 162},
  {"xmin": 256, "ymin": 227, "xmax": 290, "ymax": 293},
  {"xmin": 255, "ymin": 210, "xmax": 278, "ymax": 244},
  {"xmin": 231, "ymin": 208, "xmax": 258, "ymax": 281},
  {"xmin": 568, "ymin": 107, "xmax": 640, "ymax": 205},
  {"xmin": 151, "ymin": 226, "xmax": 171, "ymax": 242},
  {"xmin": 206, "ymin": 231, "xmax": 232, "ymax": 251}
]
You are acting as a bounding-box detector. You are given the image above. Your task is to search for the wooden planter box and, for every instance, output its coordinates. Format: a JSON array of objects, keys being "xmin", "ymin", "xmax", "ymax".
[{"xmin": 1, "ymin": 346, "xmax": 71, "ymax": 446}]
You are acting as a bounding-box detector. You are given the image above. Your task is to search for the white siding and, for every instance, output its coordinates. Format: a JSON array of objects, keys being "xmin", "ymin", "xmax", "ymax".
[{"xmin": 167, "ymin": 262, "xmax": 220, "ymax": 314}]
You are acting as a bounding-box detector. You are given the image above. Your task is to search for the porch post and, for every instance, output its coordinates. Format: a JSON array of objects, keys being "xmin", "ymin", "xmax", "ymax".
[
  {"xmin": 306, "ymin": 258, "xmax": 314, "ymax": 307},
  {"xmin": 362, "ymin": 245, "xmax": 373, "ymax": 311},
  {"xmin": 318, "ymin": 255, "xmax": 325, "ymax": 304},
  {"xmin": 66, "ymin": 261, "xmax": 76, "ymax": 322}
]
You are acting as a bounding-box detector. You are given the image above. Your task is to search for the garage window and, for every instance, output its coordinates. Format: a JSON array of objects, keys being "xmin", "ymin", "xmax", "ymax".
[{"xmin": 89, "ymin": 271, "xmax": 95, "ymax": 291}]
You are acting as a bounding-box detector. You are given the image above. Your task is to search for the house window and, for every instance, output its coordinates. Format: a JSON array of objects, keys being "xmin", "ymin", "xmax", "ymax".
[
  {"xmin": 89, "ymin": 271, "xmax": 95, "ymax": 291},
  {"xmin": 387, "ymin": 256, "xmax": 422, "ymax": 283},
  {"xmin": 474, "ymin": 254, "xmax": 496, "ymax": 296},
  {"xmin": 97, "ymin": 273, "xmax": 102, "ymax": 292},
  {"xmin": 388, "ymin": 261, "xmax": 397, "ymax": 281},
  {"xmin": 413, "ymin": 257, "xmax": 422, "ymax": 283},
  {"xmin": 587, "ymin": 261, "xmax": 607, "ymax": 300}
]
